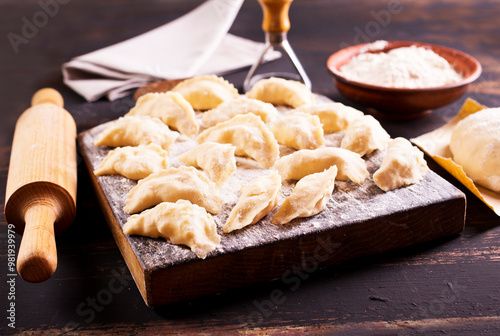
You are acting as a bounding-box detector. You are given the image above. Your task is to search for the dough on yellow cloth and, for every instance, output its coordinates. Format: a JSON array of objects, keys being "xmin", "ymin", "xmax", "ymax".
[{"xmin": 450, "ymin": 108, "xmax": 500, "ymax": 193}]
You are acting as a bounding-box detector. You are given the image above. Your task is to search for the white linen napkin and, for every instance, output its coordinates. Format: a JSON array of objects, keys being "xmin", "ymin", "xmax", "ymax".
[{"xmin": 62, "ymin": 0, "xmax": 280, "ymax": 102}]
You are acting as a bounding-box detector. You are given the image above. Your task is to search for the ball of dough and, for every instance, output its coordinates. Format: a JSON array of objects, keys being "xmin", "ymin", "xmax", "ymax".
[{"xmin": 450, "ymin": 108, "xmax": 500, "ymax": 192}]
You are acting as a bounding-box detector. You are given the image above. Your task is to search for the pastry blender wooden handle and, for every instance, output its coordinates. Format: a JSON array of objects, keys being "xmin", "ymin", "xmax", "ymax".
[{"xmin": 258, "ymin": 0, "xmax": 294, "ymax": 33}]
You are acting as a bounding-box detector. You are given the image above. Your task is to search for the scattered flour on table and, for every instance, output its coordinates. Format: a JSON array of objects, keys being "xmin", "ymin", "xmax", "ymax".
[{"xmin": 340, "ymin": 41, "xmax": 463, "ymax": 88}]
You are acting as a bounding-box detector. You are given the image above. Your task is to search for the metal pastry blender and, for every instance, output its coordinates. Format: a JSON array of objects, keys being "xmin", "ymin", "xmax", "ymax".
[{"xmin": 243, "ymin": 0, "xmax": 311, "ymax": 92}]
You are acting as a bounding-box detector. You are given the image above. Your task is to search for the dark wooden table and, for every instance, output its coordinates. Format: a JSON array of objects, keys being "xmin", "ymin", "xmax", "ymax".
[{"xmin": 1, "ymin": 0, "xmax": 499, "ymax": 335}]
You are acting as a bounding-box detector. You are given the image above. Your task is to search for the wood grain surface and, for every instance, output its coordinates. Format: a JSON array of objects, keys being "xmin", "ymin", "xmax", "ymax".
[
  {"xmin": 4, "ymin": 89, "xmax": 77, "ymax": 283},
  {"xmin": 78, "ymin": 104, "xmax": 465, "ymax": 307},
  {"xmin": 1, "ymin": 0, "xmax": 499, "ymax": 335}
]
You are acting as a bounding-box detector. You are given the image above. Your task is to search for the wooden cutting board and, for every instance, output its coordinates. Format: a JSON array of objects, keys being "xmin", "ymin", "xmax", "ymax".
[{"xmin": 77, "ymin": 103, "xmax": 466, "ymax": 308}]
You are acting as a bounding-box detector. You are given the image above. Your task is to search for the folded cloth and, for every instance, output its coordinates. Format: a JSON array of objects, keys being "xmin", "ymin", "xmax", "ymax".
[{"xmin": 62, "ymin": 0, "xmax": 280, "ymax": 102}]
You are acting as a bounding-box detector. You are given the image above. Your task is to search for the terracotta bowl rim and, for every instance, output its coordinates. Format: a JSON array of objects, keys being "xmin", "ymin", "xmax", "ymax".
[{"xmin": 326, "ymin": 41, "xmax": 482, "ymax": 93}]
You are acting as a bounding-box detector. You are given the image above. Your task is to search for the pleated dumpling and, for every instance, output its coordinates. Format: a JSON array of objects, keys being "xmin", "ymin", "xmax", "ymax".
[
  {"xmin": 94, "ymin": 143, "xmax": 169, "ymax": 180},
  {"xmin": 341, "ymin": 115, "xmax": 390, "ymax": 156},
  {"xmin": 172, "ymin": 75, "xmax": 239, "ymax": 110},
  {"xmin": 196, "ymin": 113, "xmax": 279, "ymax": 168},
  {"xmin": 272, "ymin": 166, "xmax": 338, "ymax": 224},
  {"xmin": 294, "ymin": 102, "xmax": 364, "ymax": 133},
  {"xmin": 223, "ymin": 171, "xmax": 281, "ymax": 233},
  {"xmin": 125, "ymin": 91, "xmax": 198, "ymax": 136},
  {"xmin": 94, "ymin": 116, "xmax": 179, "ymax": 151},
  {"xmin": 123, "ymin": 200, "xmax": 220, "ymax": 259},
  {"xmin": 246, "ymin": 77, "xmax": 314, "ymax": 108},
  {"xmin": 177, "ymin": 142, "xmax": 236, "ymax": 187},
  {"xmin": 374, "ymin": 137, "xmax": 429, "ymax": 191},
  {"xmin": 124, "ymin": 166, "xmax": 223, "ymax": 214},
  {"xmin": 201, "ymin": 97, "xmax": 280, "ymax": 128},
  {"xmin": 274, "ymin": 147, "xmax": 369, "ymax": 184},
  {"xmin": 268, "ymin": 112, "xmax": 324, "ymax": 150}
]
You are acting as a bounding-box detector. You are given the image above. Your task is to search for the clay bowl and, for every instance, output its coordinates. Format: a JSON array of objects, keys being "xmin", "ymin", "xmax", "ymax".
[{"xmin": 326, "ymin": 41, "xmax": 482, "ymax": 120}]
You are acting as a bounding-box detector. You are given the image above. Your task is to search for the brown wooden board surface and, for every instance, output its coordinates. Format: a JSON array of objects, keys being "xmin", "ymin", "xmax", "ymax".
[
  {"xmin": 77, "ymin": 103, "xmax": 466, "ymax": 307},
  {"xmin": 5, "ymin": 1, "xmax": 500, "ymax": 333}
]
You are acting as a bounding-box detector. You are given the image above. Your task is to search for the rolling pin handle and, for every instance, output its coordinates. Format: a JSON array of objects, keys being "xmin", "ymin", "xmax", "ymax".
[
  {"xmin": 31, "ymin": 88, "xmax": 64, "ymax": 108},
  {"xmin": 17, "ymin": 203, "xmax": 58, "ymax": 283},
  {"xmin": 5, "ymin": 88, "xmax": 75, "ymax": 283}
]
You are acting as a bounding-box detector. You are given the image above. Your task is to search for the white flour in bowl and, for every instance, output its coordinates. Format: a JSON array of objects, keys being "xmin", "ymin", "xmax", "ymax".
[{"xmin": 340, "ymin": 41, "xmax": 463, "ymax": 88}]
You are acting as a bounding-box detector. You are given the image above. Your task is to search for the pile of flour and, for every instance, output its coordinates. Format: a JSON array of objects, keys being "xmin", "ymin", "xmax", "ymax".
[{"xmin": 340, "ymin": 41, "xmax": 463, "ymax": 88}]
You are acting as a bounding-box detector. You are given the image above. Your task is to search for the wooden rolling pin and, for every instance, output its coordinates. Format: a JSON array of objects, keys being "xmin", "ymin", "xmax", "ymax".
[{"xmin": 4, "ymin": 88, "xmax": 77, "ymax": 283}]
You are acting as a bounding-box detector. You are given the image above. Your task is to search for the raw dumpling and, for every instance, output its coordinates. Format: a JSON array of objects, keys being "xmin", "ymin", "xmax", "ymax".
[
  {"xmin": 246, "ymin": 77, "xmax": 313, "ymax": 108},
  {"xmin": 341, "ymin": 115, "xmax": 390, "ymax": 156},
  {"xmin": 172, "ymin": 75, "xmax": 239, "ymax": 110},
  {"xmin": 201, "ymin": 97, "xmax": 280, "ymax": 128},
  {"xmin": 125, "ymin": 91, "xmax": 198, "ymax": 136},
  {"xmin": 177, "ymin": 142, "xmax": 236, "ymax": 187},
  {"xmin": 274, "ymin": 147, "xmax": 368, "ymax": 184},
  {"xmin": 272, "ymin": 166, "xmax": 338, "ymax": 224},
  {"xmin": 268, "ymin": 112, "xmax": 324, "ymax": 150},
  {"xmin": 450, "ymin": 108, "xmax": 500, "ymax": 192},
  {"xmin": 223, "ymin": 171, "xmax": 281, "ymax": 233},
  {"xmin": 124, "ymin": 166, "xmax": 223, "ymax": 214},
  {"xmin": 94, "ymin": 116, "xmax": 179, "ymax": 151},
  {"xmin": 294, "ymin": 102, "xmax": 364, "ymax": 133},
  {"xmin": 123, "ymin": 200, "xmax": 220, "ymax": 259},
  {"xmin": 196, "ymin": 113, "xmax": 279, "ymax": 168},
  {"xmin": 94, "ymin": 143, "xmax": 169, "ymax": 180},
  {"xmin": 373, "ymin": 137, "xmax": 429, "ymax": 191}
]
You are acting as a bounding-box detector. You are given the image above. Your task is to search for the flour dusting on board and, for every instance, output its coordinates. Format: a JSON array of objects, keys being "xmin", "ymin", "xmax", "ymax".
[{"xmin": 79, "ymin": 95, "xmax": 459, "ymax": 271}]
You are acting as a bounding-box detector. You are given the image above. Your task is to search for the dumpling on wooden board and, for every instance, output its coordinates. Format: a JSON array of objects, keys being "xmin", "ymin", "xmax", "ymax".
[
  {"xmin": 294, "ymin": 102, "xmax": 364, "ymax": 133},
  {"xmin": 373, "ymin": 137, "xmax": 429, "ymax": 191},
  {"xmin": 341, "ymin": 115, "xmax": 390, "ymax": 156},
  {"xmin": 196, "ymin": 113, "xmax": 279, "ymax": 168},
  {"xmin": 274, "ymin": 147, "xmax": 369, "ymax": 184},
  {"xmin": 124, "ymin": 166, "xmax": 223, "ymax": 214},
  {"xmin": 172, "ymin": 75, "xmax": 239, "ymax": 110},
  {"xmin": 94, "ymin": 116, "xmax": 179, "ymax": 151},
  {"xmin": 125, "ymin": 91, "xmax": 199, "ymax": 137},
  {"xmin": 272, "ymin": 166, "xmax": 338, "ymax": 224},
  {"xmin": 201, "ymin": 97, "xmax": 280, "ymax": 128},
  {"xmin": 223, "ymin": 171, "xmax": 281, "ymax": 233},
  {"xmin": 177, "ymin": 142, "xmax": 236, "ymax": 187},
  {"xmin": 268, "ymin": 112, "xmax": 325, "ymax": 150},
  {"xmin": 246, "ymin": 77, "xmax": 313, "ymax": 108},
  {"xmin": 94, "ymin": 143, "xmax": 169, "ymax": 180},
  {"xmin": 123, "ymin": 200, "xmax": 220, "ymax": 259}
]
